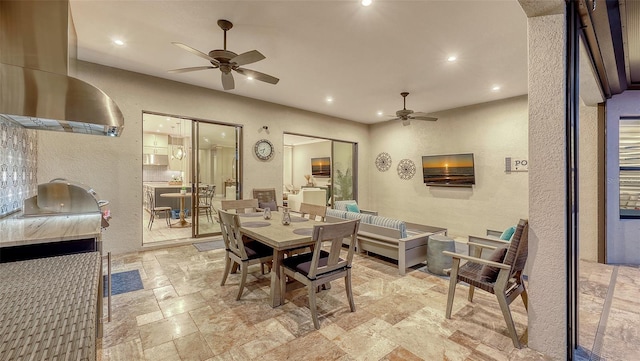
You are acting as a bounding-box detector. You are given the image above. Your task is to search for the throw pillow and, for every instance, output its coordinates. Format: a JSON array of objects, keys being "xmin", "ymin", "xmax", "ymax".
[
  {"xmin": 259, "ymin": 201, "xmax": 277, "ymax": 211},
  {"xmin": 499, "ymin": 226, "xmax": 516, "ymax": 241},
  {"xmin": 478, "ymin": 246, "xmax": 508, "ymax": 283},
  {"xmin": 345, "ymin": 203, "xmax": 360, "ymax": 213}
]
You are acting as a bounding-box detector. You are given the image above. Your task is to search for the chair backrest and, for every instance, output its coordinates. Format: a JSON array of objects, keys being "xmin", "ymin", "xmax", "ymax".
[
  {"xmin": 218, "ymin": 209, "xmax": 249, "ymax": 259},
  {"xmin": 299, "ymin": 203, "xmax": 327, "ymax": 221},
  {"xmin": 252, "ymin": 188, "xmax": 277, "ymax": 203},
  {"xmin": 221, "ymin": 199, "xmax": 259, "ymax": 214},
  {"xmin": 502, "ymin": 219, "xmax": 529, "ymax": 278},
  {"xmin": 146, "ymin": 190, "xmax": 156, "ymax": 210},
  {"xmin": 307, "ymin": 219, "xmax": 360, "ymax": 279}
]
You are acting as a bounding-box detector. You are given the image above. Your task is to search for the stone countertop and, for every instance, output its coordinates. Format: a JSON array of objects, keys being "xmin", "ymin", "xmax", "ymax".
[
  {"xmin": 0, "ymin": 212, "xmax": 103, "ymax": 248},
  {"xmin": 144, "ymin": 182, "xmax": 191, "ymax": 189}
]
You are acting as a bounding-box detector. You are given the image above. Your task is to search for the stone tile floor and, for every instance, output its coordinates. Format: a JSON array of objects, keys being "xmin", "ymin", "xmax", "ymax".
[
  {"xmin": 98, "ymin": 244, "xmax": 551, "ymax": 361},
  {"xmin": 577, "ymin": 261, "xmax": 640, "ymax": 360}
]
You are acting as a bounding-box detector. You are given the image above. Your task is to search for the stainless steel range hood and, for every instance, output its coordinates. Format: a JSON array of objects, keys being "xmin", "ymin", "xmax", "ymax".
[{"xmin": 0, "ymin": 0, "xmax": 124, "ymax": 137}]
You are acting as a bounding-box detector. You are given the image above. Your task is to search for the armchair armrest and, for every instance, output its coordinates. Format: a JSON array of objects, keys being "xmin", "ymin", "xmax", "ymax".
[
  {"xmin": 442, "ymin": 251, "xmax": 510, "ymax": 270},
  {"xmin": 467, "ymin": 235, "xmax": 510, "ymax": 259}
]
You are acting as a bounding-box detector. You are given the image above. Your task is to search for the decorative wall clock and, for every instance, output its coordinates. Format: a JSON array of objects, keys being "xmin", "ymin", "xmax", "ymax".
[
  {"xmin": 254, "ymin": 139, "xmax": 274, "ymax": 160},
  {"xmin": 375, "ymin": 152, "xmax": 392, "ymax": 172},
  {"xmin": 397, "ymin": 159, "xmax": 416, "ymax": 180}
]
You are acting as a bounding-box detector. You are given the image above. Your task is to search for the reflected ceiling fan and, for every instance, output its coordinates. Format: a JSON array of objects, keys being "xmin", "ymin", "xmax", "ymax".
[
  {"xmin": 168, "ymin": 19, "xmax": 279, "ymax": 91},
  {"xmin": 387, "ymin": 92, "xmax": 437, "ymax": 126}
]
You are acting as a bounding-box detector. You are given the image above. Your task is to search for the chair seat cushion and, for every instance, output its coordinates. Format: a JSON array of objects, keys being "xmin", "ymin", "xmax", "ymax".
[
  {"xmin": 259, "ymin": 201, "xmax": 278, "ymax": 211},
  {"xmin": 244, "ymin": 240, "xmax": 274, "ymax": 259},
  {"xmin": 282, "ymin": 250, "xmax": 344, "ymax": 278}
]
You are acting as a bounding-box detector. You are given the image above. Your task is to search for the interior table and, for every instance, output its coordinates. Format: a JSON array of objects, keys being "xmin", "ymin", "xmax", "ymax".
[
  {"xmin": 239, "ymin": 211, "xmax": 325, "ymax": 307},
  {"xmin": 160, "ymin": 192, "xmax": 192, "ymax": 228}
]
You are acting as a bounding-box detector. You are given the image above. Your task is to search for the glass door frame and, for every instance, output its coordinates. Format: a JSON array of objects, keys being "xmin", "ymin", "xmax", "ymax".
[
  {"xmin": 283, "ymin": 132, "xmax": 358, "ymax": 207},
  {"xmin": 191, "ymin": 120, "xmax": 243, "ymax": 238}
]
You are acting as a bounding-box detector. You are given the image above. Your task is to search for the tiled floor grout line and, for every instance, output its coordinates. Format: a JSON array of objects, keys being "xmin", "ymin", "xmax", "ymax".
[{"xmin": 590, "ymin": 266, "xmax": 618, "ymax": 361}]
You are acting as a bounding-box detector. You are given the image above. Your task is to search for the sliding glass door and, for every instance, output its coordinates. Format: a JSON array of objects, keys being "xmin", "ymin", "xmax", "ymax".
[
  {"xmin": 192, "ymin": 121, "xmax": 242, "ymax": 237},
  {"xmin": 331, "ymin": 140, "xmax": 357, "ymax": 205}
]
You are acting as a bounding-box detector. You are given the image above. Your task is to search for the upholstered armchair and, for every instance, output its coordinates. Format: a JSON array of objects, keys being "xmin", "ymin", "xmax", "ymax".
[{"xmin": 287, "ymin": 188, "xmax": 326, "ymax": 212}]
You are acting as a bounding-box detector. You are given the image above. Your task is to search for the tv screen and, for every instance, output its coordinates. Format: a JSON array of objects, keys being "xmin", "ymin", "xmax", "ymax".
[
  {"xmin": 311, "ymin": 157, "xmax": 331, "ymax": 177},
  {"xmin": 422, "ymin": 153, "xmax": 475, "ymax": 187}
]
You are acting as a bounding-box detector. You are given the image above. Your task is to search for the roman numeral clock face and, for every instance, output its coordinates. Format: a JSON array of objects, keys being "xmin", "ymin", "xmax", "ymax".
[{"xmin": 254, "ymin": 139, "xmax": 274, "ymax": 160}]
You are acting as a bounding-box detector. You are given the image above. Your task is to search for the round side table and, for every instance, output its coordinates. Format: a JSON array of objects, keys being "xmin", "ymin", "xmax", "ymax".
[{"xmin": 427, "ymin": 234, "xmax": 456, "ymax": 275}]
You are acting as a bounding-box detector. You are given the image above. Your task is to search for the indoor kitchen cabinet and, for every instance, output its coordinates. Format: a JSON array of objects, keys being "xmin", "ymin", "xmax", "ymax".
[{"xmin": 143, "ymin": 133, "xmax": 168, "ymax": 155}]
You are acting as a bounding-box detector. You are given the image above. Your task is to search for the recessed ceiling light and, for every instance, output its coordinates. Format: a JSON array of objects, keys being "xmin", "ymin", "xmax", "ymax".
[
  {"xmin": 113, "ymin": 39, "xmax": 124, "ymax": 46},
  {"xmin": 221, "ymin": 132, "xmax": 226, "ymax": 137},
  {"xmin": 377, "ymin": 111, "xmax": 383, "ymax": 116},
  {"xmin": 447, "ymin": 55, "xmax": 457, "ymax": 62},
  {"xmin": 361, "ymin": 0, "xmax": 372, "ymax": 6},
  {"xmin": 204, "ymin": 138, "xmax": 209, "ymax": 143},
  {"xmin": 247, "ymin": 76, "xmax": 254, "ymax": 80},
  {"xmin": 326, "ymin": 96, "xmax": 333, "ymax": 103},
  {"xmin": 492, "ymin": 85, "xmax": 501, "ymax": 91}
]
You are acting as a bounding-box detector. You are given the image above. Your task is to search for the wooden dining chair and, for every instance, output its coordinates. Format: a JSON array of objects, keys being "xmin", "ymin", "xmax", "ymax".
[
  {"xmin": 443, "ymin": 219, "xmax": 529, "ymax": 348},
  {"xmin": 280, "ymin": 219, "xmax": 360, "ymax": 329},
  {"xmin": 298, "ymin": 203, "xmax": 327, "ymax": 222},
  {"xmin": 218, "ymin": 209, "xmax": 274, "ymax": 300},
  {"xmin": 252, "ymin": 188, "xmax": 284, "ymax": 211},
  {"xmin": 220, "ymin": 199, "xmax": 259, "ymax": 214},
  {"xmin": 146, "ymin": 190, "xmax": 171, "ymax": 229},
  {"xmin": 197, "ymin": 185, "xmax": 215, "ymax": 222}
]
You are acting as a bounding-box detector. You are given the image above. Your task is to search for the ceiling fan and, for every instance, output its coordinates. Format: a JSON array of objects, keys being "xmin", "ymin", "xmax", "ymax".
[
  {"xmin": 387, "ymin": 92, "xmax": 437, "ymax": 126},
  {"xmin": 168, "ymin": 19, "xmax": 279, "ymax": 91}
]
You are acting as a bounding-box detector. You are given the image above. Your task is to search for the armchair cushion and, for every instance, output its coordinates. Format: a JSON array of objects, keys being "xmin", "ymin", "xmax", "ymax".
[
  {"xmin": 346, "ymin": 203, "xmax": 360, "ymax": 213},
  {"xmin": 259, "ymin": 201, "xmax": 278, "ymax": 211},
  {"xmin": 478, "ymin": 246, "xmax": 508, "ymax": 282},
  {"xmin": 499, "ymin": 226, "xmax": 517, "ymax": 241}
]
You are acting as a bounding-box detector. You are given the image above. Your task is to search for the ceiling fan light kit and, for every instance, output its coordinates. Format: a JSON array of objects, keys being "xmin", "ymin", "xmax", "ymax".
[
  {"xmin": 169, "ymin": 19, "xmax": 279, "ymax": 91},
  {"xmin": 387, "ymin": 92, "xmax": 438, "ymax": 125}
]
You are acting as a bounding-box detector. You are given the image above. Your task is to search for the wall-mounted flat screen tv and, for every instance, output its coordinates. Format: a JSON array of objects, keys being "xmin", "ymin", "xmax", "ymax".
[
  {"xmin": 422, "ymin": 153, "xmax": 475, "ymax": 187},
  {"xmin": 311, "ymin": 157, "xmax": 331, "ymax": 177}
]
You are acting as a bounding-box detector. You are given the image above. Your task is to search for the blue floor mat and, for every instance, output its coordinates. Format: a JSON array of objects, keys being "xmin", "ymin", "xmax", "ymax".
[{"xmin": 104, "ymin": 270, "xmax": 143, "ymax": 296}]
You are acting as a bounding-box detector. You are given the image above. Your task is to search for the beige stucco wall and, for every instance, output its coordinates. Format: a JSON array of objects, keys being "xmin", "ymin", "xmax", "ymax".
[
  {"xmin": 526, "ymin": 12, "xmax": 567, "ymax": 360},
  {"xmin": 368, "ymin": 96, "xmax": 529, "ymax": 238},
  {"xmin": 37, "ymin": 61, "xmax": 369, "ymax": 255},
  {"xmin": 579, "ymin": 100, "xmax": 599, "ymax": 262}
]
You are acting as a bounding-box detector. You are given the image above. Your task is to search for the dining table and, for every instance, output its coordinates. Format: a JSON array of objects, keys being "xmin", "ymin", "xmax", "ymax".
[
  {"xmin": 160, "ymin": 192, "xmax": 192, "ymax": 228},
  {"xmin": 239, "ymin": 211, "xmax": 325, "ymax": 308}
]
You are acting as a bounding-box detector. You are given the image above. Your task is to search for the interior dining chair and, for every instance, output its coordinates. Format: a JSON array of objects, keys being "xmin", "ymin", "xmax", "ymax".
[
  {"xmin": 280, "ymin": 219, "xmax": 360, "ymax": 329},
  {"xmin": 298, "ymin": 202, "xmax": 327, "ymax": 222},
  {"xmin": 197, "ymin": 185, "xmax": 215, "ymax": 222},
  {"xmin": 220, "ymin": 199, "xmax": 259, "ymax": 214},
  {"xmin": 443, "ymin": 219, "xmax": 529, "ymax": 348},
  {"xmin": 252, "ymin": 188, "xmax": 283, "ymax": 211},
  {"xmin": 146, "ymin": 190, "xmax": 171, "ymax": 229},
  {"xmin": 218, "ymin": 209, "xmax": 274, "ymax": 300}
]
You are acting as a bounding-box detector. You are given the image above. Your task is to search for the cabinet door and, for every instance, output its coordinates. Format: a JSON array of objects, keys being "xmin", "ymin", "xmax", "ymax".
[
  {"xmin": 143, "ymin": 146, "xmax": 155, "ymax": 155},
  {"xmin": 143, "ymin": 133, "xmax": 156, "ymax": 147},
  {"xmin": 154, "ymin": 134, "xmax": 169, "ymax": 148},
  {"xmin": 154, "ymin": 147, "xmax": 168, "ymax": 155}
]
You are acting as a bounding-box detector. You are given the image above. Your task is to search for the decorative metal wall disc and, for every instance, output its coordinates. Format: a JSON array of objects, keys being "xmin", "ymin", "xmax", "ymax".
[
  {"xmin": 375, "ymin": 152, "xmax": 392, "ymax": 172},
  {"xmin": 397, "ymin": 159, "xmax": 416, "ymax": 180}
]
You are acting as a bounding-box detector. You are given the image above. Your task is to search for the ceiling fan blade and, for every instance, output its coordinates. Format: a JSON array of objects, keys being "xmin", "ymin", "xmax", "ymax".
[
  {"xmin": 235, "ymin": 68, "xmax": 279, "ymax": 85},
  {"xmin": 168, "ymin": 66, "xmax": 216, "ymax": 74},
  {"xmin": 409, "ymin": 115, "xmax": 438, "ymax": 121},
  {"xmin": 221, "ymin": 72, "xmax": 235, "ymax": 90},
  {"xmin": 231, "ymin": 50, "xmax": 266, "ymax": 67},
  {"xmin": 172, "ymin": 42, "xmax": 220, "ymax": 65}
]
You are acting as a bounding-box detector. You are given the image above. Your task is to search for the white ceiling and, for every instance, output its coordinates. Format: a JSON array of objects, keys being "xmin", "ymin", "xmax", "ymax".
[{"xmin": 70, "ymin": 0, "xmax": 528, "ymax": 125}]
